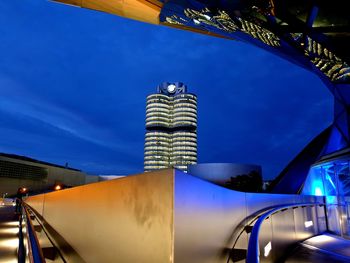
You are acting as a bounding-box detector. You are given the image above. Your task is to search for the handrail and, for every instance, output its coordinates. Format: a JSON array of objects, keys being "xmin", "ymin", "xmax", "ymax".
[
  {"xmin": 21, "ymin": 202, "xmax": 46, "ymax": 263},
  {"xmin": 228, "ymin": 204, "xmax": 290, "ymax": 262},
  {"xmin": 246, "ymin": 202, "xmax": 325, "ymax": 263}
]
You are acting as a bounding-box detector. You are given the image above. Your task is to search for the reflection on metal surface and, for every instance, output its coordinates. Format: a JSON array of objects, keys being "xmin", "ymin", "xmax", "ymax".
[
  {"xmin": 162, "ymin": 6, "xmax": 280, "ymax": 47},
  {"xmin": 239, "ymin": 18, "xmax": 280, "ymax": 47},
  {"xmin": 185, "ymin": 8, "xmax": 239, "ymax": 32},
  {"xmin": 306, "ymin": 37, "xmax": 350, "ymax": 83},
  {"xmin": 164, "ymin": 8, "xmax": 239, "ymax": 33}
]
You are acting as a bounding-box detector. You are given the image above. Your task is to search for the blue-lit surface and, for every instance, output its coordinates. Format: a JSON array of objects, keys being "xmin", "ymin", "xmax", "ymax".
[
  {"xmin": 302, "ymin": 160, "xmax": 350, "ymax": 236},
  {"xmin": 313, "ymin": 182, "xmax": 324, "ymax": 196},
  {"xmin": 302, "ymin": 167, "xmax": 325, "ymax": 196},
  {"xmin": 324, "ymin": 164, "xmax": 337, "ymax": 196},
  {"xmin": 337, "ymin": 163, "xmax": 350, "ymax": 196},
  {"xmin": 173, "ymin": 169, "xmax": 326, "ymax": 262}
]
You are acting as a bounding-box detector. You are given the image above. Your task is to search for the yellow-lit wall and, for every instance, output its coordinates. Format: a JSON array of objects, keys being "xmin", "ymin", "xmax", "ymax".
[{"xmin": 26, "ymin": 170, "xmax": 174, "ymax": 263}]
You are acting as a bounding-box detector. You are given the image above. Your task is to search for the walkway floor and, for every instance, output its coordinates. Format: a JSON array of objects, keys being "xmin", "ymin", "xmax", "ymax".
[
  {"xmin": 0, "ymin": 204, "xmax": 19, "ymax": 263},
  {"xmin": 285, "ymin": 234, "xmax": 350, "ymax": 263}
]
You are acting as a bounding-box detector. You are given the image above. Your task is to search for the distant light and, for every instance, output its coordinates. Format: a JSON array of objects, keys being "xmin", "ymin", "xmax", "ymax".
[
  {"xmin": 304, "ymin": 221, "xmax": 313, "ymax": 228},
  {"xmin": 193, "ymin": 19, "xmax": 200, "ymax": 25},
  {"xmin": 54, "ymin": 185, "xmax": 62, "ymax": 191},
  {"xmin": 264, "ymin": 241, "xmax": 272, "ymax": 257}
]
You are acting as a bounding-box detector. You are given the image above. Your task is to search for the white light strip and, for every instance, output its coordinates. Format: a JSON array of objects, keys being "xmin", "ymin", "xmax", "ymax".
[
  {"xmin": 264, "ymin": 241, "xmax": 272, "ymax": 257},
  {"xmin": 304, "ymin": 221, "xmax": 313, "ymax": 228}
]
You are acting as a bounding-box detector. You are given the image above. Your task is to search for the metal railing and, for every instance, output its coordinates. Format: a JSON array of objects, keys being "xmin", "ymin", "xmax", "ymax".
[
  {"xmin": 18, "ymin": 202, "xmax": 46, "ymax": 263},
  {"xmin": 246, "ymin": 202, "xmax": 325, "ymax": 263}
]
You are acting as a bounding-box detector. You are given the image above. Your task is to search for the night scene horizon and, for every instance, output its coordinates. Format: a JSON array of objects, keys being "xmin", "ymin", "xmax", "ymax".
[{"xmin": 0, "ymin": 0, "xmax": 332, "ymax": 179}]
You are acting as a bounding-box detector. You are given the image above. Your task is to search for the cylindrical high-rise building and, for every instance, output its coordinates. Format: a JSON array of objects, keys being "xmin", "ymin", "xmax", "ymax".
[{"xmin": 144, "ymin": 82, "xmax": 197, "ymax": 172}]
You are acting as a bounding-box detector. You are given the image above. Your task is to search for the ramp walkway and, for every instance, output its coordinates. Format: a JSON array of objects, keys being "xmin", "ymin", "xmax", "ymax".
[
  {"xmin": 0, "ymin": 204, "xmax": 19, "ymax": 263},
  {"xmin": 285, "ymin": 234, "xmax": 350, "ymax": 263}
]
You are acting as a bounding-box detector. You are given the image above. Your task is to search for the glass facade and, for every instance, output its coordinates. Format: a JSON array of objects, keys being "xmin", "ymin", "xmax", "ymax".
[
  {"xmin": 302, "ymin": 159, "xmax": 350, "ymax": 237},
  {"xmin": 144, "ymin": 82, "xmax": 197, "ymax": 172}
]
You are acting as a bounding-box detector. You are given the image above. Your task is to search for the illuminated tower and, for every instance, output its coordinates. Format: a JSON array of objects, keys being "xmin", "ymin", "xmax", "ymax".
[{"xmin": 144, "ymin": 82, "xmax": 197, "ymax": 172}]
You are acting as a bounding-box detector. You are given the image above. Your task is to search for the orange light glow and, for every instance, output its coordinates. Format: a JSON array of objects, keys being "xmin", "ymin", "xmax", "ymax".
[{"xmin": 55, "ymin": 185, "xmax": 62, "ymax": 191}]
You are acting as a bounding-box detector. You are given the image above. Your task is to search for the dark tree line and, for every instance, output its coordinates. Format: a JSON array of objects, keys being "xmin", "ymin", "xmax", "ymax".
[{"xmin": 225, "ymin": 171, "xmax": 263, "ymax": 192}]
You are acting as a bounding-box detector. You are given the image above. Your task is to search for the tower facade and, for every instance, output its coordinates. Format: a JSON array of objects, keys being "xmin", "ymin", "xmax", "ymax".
[{"xmin": 144, "ymin": 82, "xmax": 197, "ymax": 172}]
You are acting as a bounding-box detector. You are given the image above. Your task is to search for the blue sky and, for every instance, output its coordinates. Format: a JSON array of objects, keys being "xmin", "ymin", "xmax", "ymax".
[{"xmin": 0, "ymin": 0, "xmax": 333, "ymax": 179}]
